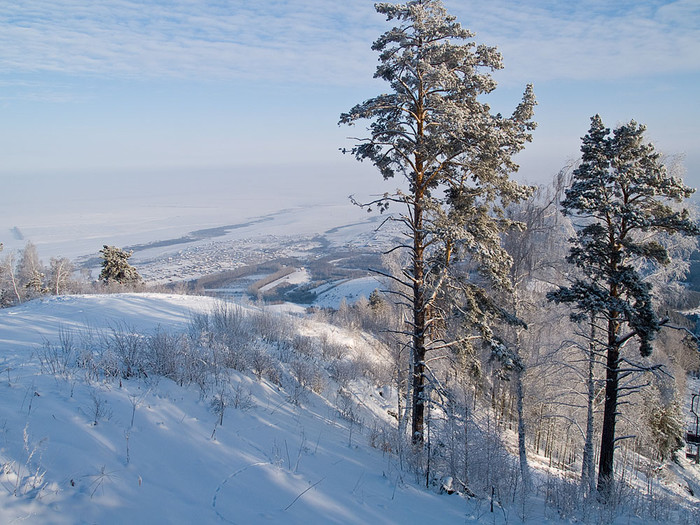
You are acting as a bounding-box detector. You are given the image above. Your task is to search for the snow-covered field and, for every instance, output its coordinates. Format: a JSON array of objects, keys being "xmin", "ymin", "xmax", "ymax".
[
  {"xmin": 311, "ymin": 277, "xmax": 383, "ymax": 309},
  {"xmin": 0, "ymin": 293, "xmax": 475, "ymax": 524}
]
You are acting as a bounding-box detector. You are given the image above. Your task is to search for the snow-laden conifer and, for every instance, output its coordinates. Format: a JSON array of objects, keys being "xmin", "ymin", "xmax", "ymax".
[
  {"xmin": 548, "ymin": 114, "xmax": 699, "ymax": 499},
  {"xmin": 340, "ymin": 0, "xmax": 536, "ymax": 443},
  {"xmin": 99, "ymin": 245, "xmax": 142, "ymax": 286}
]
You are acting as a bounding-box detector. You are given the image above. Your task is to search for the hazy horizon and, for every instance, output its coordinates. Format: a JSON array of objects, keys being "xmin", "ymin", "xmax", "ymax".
[{"xmin": 2, "ymin": 1, "xmax": 699, "ymax": 258}]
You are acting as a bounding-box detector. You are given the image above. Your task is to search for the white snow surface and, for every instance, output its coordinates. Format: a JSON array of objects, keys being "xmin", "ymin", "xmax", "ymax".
[
  {"xmin": 313, "ymin": 277, "xmax": 384, "ymax": 309},
  {"xmin": 0, "ymin": 293, "xmax": 472, "ymax": 524},
  {"xmin": 259, "ymin": 268, "xmax": 311, "ymax": 293},
  {"xmin": 2, "ymin": 294, "xmax": 699, "ymax": 524}
]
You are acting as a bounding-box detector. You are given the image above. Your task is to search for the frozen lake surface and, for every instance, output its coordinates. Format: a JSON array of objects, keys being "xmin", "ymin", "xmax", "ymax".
[{"xmin": 1, "ymin": 164, "xmax": 389, "ymax": 263}]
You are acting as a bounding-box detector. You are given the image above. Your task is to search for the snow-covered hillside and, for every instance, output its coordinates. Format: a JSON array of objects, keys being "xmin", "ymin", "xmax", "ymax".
[
  {"xmin": 0, "ymin": 294, "xmax": 470, "ymax": 524},
  {"xmin": 2, "ymin": 294, "xmax": 699, "ymax": 524}
]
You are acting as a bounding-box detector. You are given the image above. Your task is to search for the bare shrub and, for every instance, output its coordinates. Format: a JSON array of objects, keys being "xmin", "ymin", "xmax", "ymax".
[
  {"xmin": 249, "ymin": 342, "xmax": 275, "ymax": 380},
  {"xmin": 86, "ymin": 389, "xmax": 112, "ymax": 426},
  {"xmin": 105, "ymin": 323, "xmax": 145, "ymax": 378},
  {"xmin": 188, "ymin": 311, "xmax": 211, "ymax": 341},
  {"xmin": 75, "ymin": 345, "xmax": 95, "ymax": 375},
  {"xmin": 368, "ymin": 423, "xmax": 394, "ymax": 454},
  {"xmin": 215, "ymin": 340, "xmax": 248, "ymax": 374},
  {"xmin": 336, "ymin": 389, "xmax": 362, "ymax": 425},
  {"xmin": 292, "ymin": 334, "xmax": 317, "ymax": 358},
  {"xmin": 273, "ymin": 340, "xmax": 294, "ymax": 363},
  {"xmin": 263, "ymin": 362, "xmax": 282, "ymax": 386},
  {"xmin": 327, "ymin": 358, "xmax": 361, "ymax": 389},
  {"xmin": 250, "ymin": 309, "xmax": 291, "ymax": 343},
  {"xmin": 230, "ymin": 383, "xmax": 255, "ymax": 410},
  {"xmin": 210, "ymin": 388, "xmax": 228, "ymax": 438},
  {"xmin": 290, "ymin": 358, "xmax": 325, "ymax": 394},
  {"xmin": 188, "ymin": 301, "xmax": 247, "ymax": 349},
  {"xmin": 95, "ymin": 348, "xmax": 120, "ymax": 380},
  {"xmin": 365, "ymin": 358, "xmax": 392, "ymax": 386},
  {"xmin": 179, "ymin": 341, "xmax": 209, "ymax": 392},
  {"xmin": 146, "ymin": 329, "xmax": 180, "ymax": 378},
  {"xmin": 37, "ymin": 334, "xmax": 74, "ymax": 377},
  {"xmin": 208, "ymin": 382, "xmax": 256, "ymax": 436},
  {"xmin": 320, "ymin": 337, "xmax": 347, "ymax": 361},
  {"xmin": 286, "ymin": 378, "xmax": 308, "ymax": 406},
  {"xmin": 335, "ymin": 299, "xmax": 357, "ymax": 330},
  {"xmin": 542, "ymin": 474, "xmax": 583, "ymax": 521},
  {"xmin": 144, "ymin": 329, "xmax": 204, "ymax": 388},
  {"xmin": 539, "ymin": 471, "xmax": 690, "ymax": 525},
  {"xmin": 74, "ymin": 326, "xmax": 100, "ymax": 378},
  {"xmin": 210, "ymin": 301, "xmax": 247, "ymax": 342}
]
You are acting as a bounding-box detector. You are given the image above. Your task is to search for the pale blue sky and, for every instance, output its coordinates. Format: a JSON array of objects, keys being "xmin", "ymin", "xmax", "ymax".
[{"xmin": 1, "ymin": 0, "xmax": 699, "ymax": 194}]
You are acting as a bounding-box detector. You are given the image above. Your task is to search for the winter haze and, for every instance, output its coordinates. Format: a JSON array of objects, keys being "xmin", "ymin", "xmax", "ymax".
[{"xmin": 1, "ymin": 0, "xmax": 699, "ymax": 260}]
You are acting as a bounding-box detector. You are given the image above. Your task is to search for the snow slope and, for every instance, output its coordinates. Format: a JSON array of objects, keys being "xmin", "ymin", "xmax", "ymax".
[
  {"xmin": 0, "ymin": 294, "xmax": 471, "ymax": 524},
  {"xmin": 4, "ymin": 294, "xmax": 698, "ymax": 524},
  {"xmin": 312, "ymin": 277, "xmax": 383, "ymax": 309}
]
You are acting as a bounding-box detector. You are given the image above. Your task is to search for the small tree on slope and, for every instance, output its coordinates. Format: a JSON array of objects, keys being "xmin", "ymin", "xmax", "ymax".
[
  {"xmin": 340, "ymin": 0, "xmax": 536, "ymax": 443},
  {"xmin": 48, "ymin": 256, "xmax": 74, "ymax": 295},
  {"xmin": 99, "ymin": 245, "xmax": 141, "ymax": 286},
  {"xmin": 547, "ymin": 115, "xmax": 699, "ymax": 499}
]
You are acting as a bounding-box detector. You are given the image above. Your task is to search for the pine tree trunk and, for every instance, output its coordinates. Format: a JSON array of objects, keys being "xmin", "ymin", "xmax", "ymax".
[
  {"xmin": 597, "ymin": 317, "xmax": 620, "ymax": 499},
  {"xmin": 411, "ymin": 184, "xmax": 427, "ymax": 444},
  {"xmin": 410, "ymin": 92, "xmax": 427, "ymax": 445}
]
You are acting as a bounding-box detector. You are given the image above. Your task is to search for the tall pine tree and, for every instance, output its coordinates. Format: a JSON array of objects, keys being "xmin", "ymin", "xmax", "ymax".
[
  {"xmin": 548, "ymin": 115, "xmax": 699, "ymax": 498},
  {"xmin": 340, "ymin": 0, "xmax": 536, "ymax": 443}
]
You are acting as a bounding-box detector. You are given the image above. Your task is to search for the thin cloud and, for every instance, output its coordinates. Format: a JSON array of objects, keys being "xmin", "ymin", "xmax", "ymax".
[
  {"xmin": 0, "ymin": 0, "xmax": 697, "ymax": 88},
  {"xmin": 0, "ymin": 0, "xmax": 381, "ymax": 84},
  {"xmin": 450, "ymin": 0, "xmax": 700, "ymax": 83}
]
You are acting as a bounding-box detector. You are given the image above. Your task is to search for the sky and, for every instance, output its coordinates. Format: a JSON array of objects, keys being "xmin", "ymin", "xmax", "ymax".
[{"xmin": 1, "ymin": 0, "xmax": 699, "ymax": 218}]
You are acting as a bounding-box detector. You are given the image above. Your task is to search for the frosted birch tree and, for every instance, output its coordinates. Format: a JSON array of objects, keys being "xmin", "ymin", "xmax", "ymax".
[
  {"xmin": 1, "ymin": 250, "xmax": 22, "ymax": 306},
  {"xmin": 548, "ymin": 115, "xmax": 699, "ymax": 499},
  {"xmin": 501, "ymin": 180, "xmax": 571, "ymax": 489},
  {"xmin": 17, "ymin": 241, "xmax": 46, "ymax": 299},
  {"xmin": 340, "ymin": 0, "xmax": 536, "ymax": 443},
  {"xmin": 48, "ymin": 257, "xmax": 74, "ymax": 295}
]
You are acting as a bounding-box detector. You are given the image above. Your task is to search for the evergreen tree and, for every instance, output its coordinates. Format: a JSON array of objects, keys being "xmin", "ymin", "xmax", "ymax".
[
  {"xmin": 548, "ymin": 115, "xmax": 699, "ymax": 498},
  {"xmin": 368, "ymin": 289, "xmax": 384, "ymax": 311},
  {"xmin": 99, "ymin": 245, "xmax": 141, "ymax": 286},
  {"xmin": 24, "ymin": 270, "xmax": 47, "ymax": 296},
  {"xmin": 340, "ymin": 0, "xmax": 536, "ymax": 443}
]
